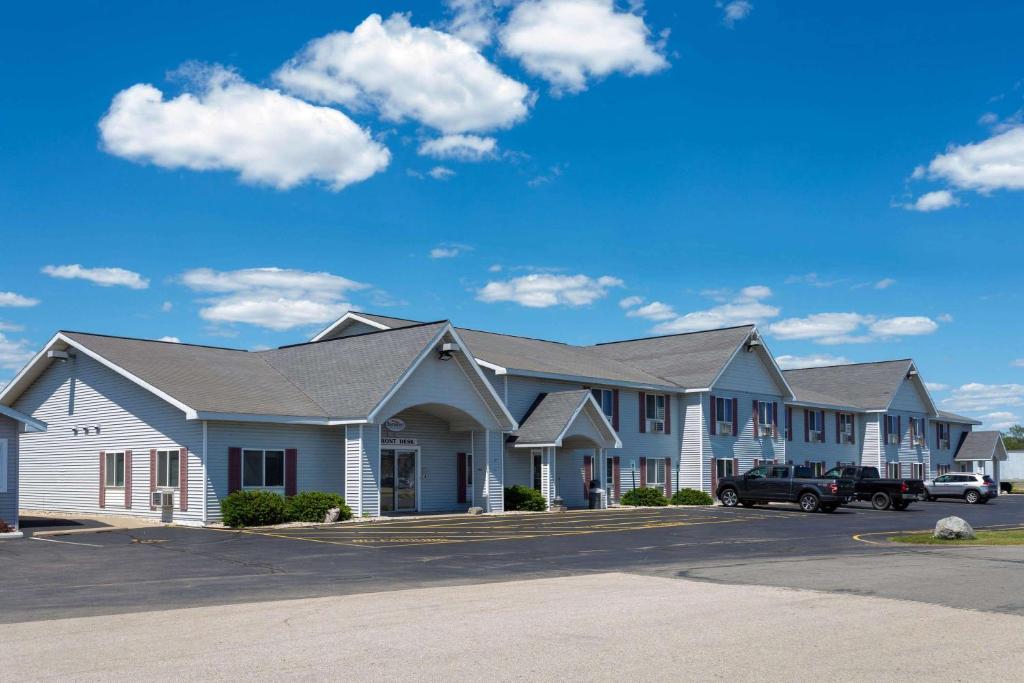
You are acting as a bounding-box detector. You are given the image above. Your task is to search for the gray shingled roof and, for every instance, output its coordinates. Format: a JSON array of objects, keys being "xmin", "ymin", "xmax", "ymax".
[
  {"xmin": 262, "ymin": 322, "xmax": 447, "ymax": 419},
  {"xmin": 937, "ymin": 409, "xmax": 983, "ymax": 425},
  {"xmin": 782, "ymin": 360, "xmax": 914, "ymax": 410},
  {"xmin": 514, "ymin": 390, "xmax": 591, "ymax": 445},
  {"xmin": 954, "ymin": 431, "xmax": 1008, "ymax": 462},
  {"xmin": 63, "ymin": 323, "xmax": 449, "ymax": 419},
  {"xmin": 589, "ymin": 325, "xmax": 754, "ymax": 389},
  {"xmin": 456, "ymin": 328, "xmax": 673, "ymax": 387}
]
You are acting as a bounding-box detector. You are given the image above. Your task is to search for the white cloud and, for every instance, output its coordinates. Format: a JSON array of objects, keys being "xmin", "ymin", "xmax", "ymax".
[
  {"xmin": 941, "ymin": 383, "xmax": 1024, "ymax": 413},
  {"xmin": 1012, "ymin": 359, "xmax": 1024, "ymax": 368},
  {"xmin": 445, "ymin": 0, "xmax": 502, "ymax": 47},
  {"xmin": 626, "ymin": 301, "xmax": 676, "ymax": 321},
  {"xmin": 873, "ymin": 278, "xmax": 896, "ymax": 289},
  {"xmin": 917, "ymin": 125, "xmax": 1024, "ymax": 195},
  {"xmin": 776, "ymin": 354, "xmax": 850, "ymax": 370},
  {"xmin": 979, "ymin": 411, "xmax": 1020, "ymax": 430},
  {"xmin": 161, "ymin": 301, "xmax": 173, "ymax": 313},
  {"xmin": 488, "ymin": 264, "xmax": 503, "ymax": 273},
  {"xmin": 157, "ymin": 336, "xmax": 182, "ymax": 343},
  {"xmin": 768, "ymin": 312, "xmax": 940, "ymax": 345},
  {"xmin": 652, "ymin": 285, "xmax": 778, "ymax": 334},
  {"xmin": 99, "ymin": 66, "xmax": 389, "ymax": 191},
  {"xmin": 418, "ymin": 134, "xmax": 498, "ymax": 161},
  {"xmin": 42, "ymin": 264, "xmax": 149, "ymax": 290},
  {"xmin": 925, "ymin": 382, "xmax": 949, "ymax": 392},
  {"xmin": 428, "ymin": 166, "xmax": 456, "ymax": 180},
  {"xmin": 477, "ymin": 273, "xmax": 623, "ymax": 307},
  {"xmin": 904, "ymin": 189, "xmax": 960, "ymax": 212},
  {"xmin": 275, "ymin": 13, "xmax": 532, "ymax": 134},
  {"xmin": 181, "ymin": 267, "xmax": 368, "ymax": 330},
  {"xmin": 430, "ymin": 243, "xmax": 472, "ymax": 259},
  {"xmin": 0, "ymin": 333, "xmax": 34, "ymax": 371},
  {"xmin": 618, "ymin": 295, "xmax": 644, "ymax": 309},
  {"xmin": 500, "ymin": 0, "xmax": 669, "ymax": 94},
  {"xmin": 937, "ymin": 313, "xmax": 954, "ymax": 323},
  {"xmin": 717, "ymin": 1, "xmax": 753, "ymax": 28},
  {"xmin": 785, "ymin": 273, "xmax": 841, "ymax": 288},
  {"xmin": 0, "ymin": 322, "xmax": 24, "ymax": 332},
  {"xmin": 0, "ymin": 292, "xmax": 39, "ymax": 308}
]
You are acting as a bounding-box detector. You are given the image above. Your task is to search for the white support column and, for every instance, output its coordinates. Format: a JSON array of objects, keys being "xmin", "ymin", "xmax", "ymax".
[
  {"xmin": 599, "ymin": 447, "xmax": 608, "ymax": 507},
  {"xmin": 345, "ymin": 424, "xmax": 382, "ymax": 517},
  {"xmin": 482, "ymin": 429, "xmax": 505, "ymax": 512}
]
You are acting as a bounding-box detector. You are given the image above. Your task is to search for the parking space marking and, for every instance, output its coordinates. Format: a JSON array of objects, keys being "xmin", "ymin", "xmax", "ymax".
[{"xmin": 31, "ymin": 536, "xmax": 104, "ymax": 548}]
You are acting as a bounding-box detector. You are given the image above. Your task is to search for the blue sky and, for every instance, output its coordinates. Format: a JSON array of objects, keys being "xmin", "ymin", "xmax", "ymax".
[{"xmin": 1, "ymin": 1, "xmax": 1023, "ymax": 427}]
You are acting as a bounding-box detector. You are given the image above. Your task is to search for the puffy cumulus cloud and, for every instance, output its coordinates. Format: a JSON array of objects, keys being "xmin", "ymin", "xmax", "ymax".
[
  {"xmin": 0, "ymin": 333, "xmax": 34, "ymax": 371},
  {"xmin": 477, "ymin": 273, "xmax": 623, "ymax": 307},
  {"xmin": 428, "ymin": 166, "xmax": 457, "ymax": 180},
  {"xmin": 0, "ymin": 292, "xmax": 39, "ymax": 308},
  {"xmin": 445, "ymin": 0, "xmax": 503, "ymax": 47},
  {"xmin": 717, "ymin": 1, "xmax": 753, "ymax": 28},
  {"xmin": 626, "ymin": 301, "xmax": 676, "ymax": 321},
  {"xmin": 868, "ymin": 316, "xmax": 938, "ymax": 337},
  {"xmin": 180, "ymin": 267, "xmax": 368, "ymax": 330},
  {"xmin": 429, "ymin": 243, "xmax": 472, "ymax": 258},
  {"xmin": 275, "ymin": 13, "xmax": 532, "ymax": 134},
  {"xmin": 157, "ymin": 336, "xmax": 182, "ymax": 343},
  {"xmin": 652, "ymin": 285, "xmax": 777, "ymax": 334},
  {"xmin": 42, "ymin": 264, "xmax": 149, "ymax": 289},
  {"xmin": 925, "ymin": 382, "xmax": 949, "ymax": 392},
  {"xmin": 979, "ymin": 411, "xmax": 1020, "ymax": 430},
  {"xmin": 618, "ymin": 296, "xmax": 644, "ymax": 309},
  {"xmin": 100, "ymin": 66, "xmax": 390, "ymax": 191},
  {"xmin": 902, "ymin": 189, "xmax": 959, "ymax": 212},
  {"xmin": 942, "ymin": 383, "xmax": 1024, "ymax": 415},
  {"xmin": 775, "ymin": 354, "xmax": 851, "ymax": 370},
  {"xmin": 768, "ymin": 312, "xmax": 940, "ymax": 345},
  {"xmin": 912, "ymin": 126, "xmax": 1024, "ymax": 202},
  {"xmin": 874, "ymin": 278, "xmax": 896, "ymax": 289},
  {"xmin": 418, "ymin": 134, "xmax": 498, "ymax": 161},
  {"xmin": 500, "ymin": 0, "xmax": 669, "ymax": 95}
]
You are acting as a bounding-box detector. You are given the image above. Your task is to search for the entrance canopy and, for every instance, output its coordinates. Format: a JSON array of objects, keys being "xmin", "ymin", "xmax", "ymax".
[
  {"xmin": 512, "ymin": 390, "xmax": 621, "ymax": 449},
  {"xmin": 954, "ymin": 431, "xmax": 1009, "ymax": 463}
]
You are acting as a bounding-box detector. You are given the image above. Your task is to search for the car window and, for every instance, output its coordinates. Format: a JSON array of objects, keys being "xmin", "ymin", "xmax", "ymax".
[
  {"xmin": 769, "ymin": 466, "xmax": 790, "ymax": 479},
  {"xmin": 822, "ymin": 467, "xmax": 843, "ymax": 478},
  {"xmin": 746, "ymin": 466, "xmax": 768, "ymax": 480},
  {"xmin": 860, "ymin": 467, "xmax": 879, "ymax": 479},
  {"xmin": 935, "ymin": 475, "xmax": 949, "ymax": 483},
  {"xmin": 793, "ymin": 466, "xmax": 813, "ymax": 478},
  {"xmin": 982, "ymin": 475, "xmax": 995, "ymax": 484}
]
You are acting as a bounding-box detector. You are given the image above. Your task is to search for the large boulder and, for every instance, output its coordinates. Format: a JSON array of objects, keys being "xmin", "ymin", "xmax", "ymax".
[
  {"xmin": 934, "ymin": 516, "xmax": 975, "ymax": 540},
  {"xmin": 323, "ymin": 507, "xmax": 341, "ymax": 524}
]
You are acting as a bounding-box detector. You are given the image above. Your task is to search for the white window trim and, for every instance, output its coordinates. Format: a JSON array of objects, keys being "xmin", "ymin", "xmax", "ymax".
[
  {"xmin": 241, "ymin": 448, "xmax": 287, "ymax": 491},
  {"xmin": 646, "ymin": 458, "xmax": 666, "ymax": 487},
  {"xmin": 715, "ymin": 397, "xmax": 734, "ymax": 436},
  {"xmin": 591, "ymin": 388, "xmax": 615, "ymax": 423},
  {"xmin": 105, "ymin": 451, "xmax": 126, "ymax": 489},
  {"xmin": 887, "ymin": 462, "xmax": 901, "ymax": 478},
  {"xmin": 156, "ymin": 449, "xmax": 181, "ymax": 490},
  {"xmin": 716, "ymin": 459, "xmax": 735, "ymax": 478},
  {"xmin": 646, "ymin": 394, "xmax": 666, "ymax": 433}
]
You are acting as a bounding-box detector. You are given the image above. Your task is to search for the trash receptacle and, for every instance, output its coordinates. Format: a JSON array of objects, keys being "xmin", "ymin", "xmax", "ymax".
[{"xmin": 588, "ymin": 479, "xmax": 604, "ymax": 509}]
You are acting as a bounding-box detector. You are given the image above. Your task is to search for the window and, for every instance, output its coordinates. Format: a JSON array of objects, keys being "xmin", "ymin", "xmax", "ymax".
[
  {"xmin": 937, "ymin": 464, "xmax": 950, "ymax": 476},
  {"xmin": 771, "ymin": 466, "xmax": 792, "ymax": 479},
  {"xmin": 885, "ymin": 415, "xmax": 900, "ymax": 445},
  {"xmin": 806, "ymin": 461, "xmax": 825, "ymax": 476},
  {"xmin": 606, "ymin": 456, "xmax": 615, "ymax": 494},
  {"xmin": 757, "ymin": 401, "xmax": 774, "ymax": 435},
  {"xmin": 909, "ymin": 418, "xmax": 926, "ymax": 447},
  {"xmin": 746, "ymin": 465, "xmax": 767, "ymax": 479},
  {"xmin": 937, "ymin": 422, "xmax": 950, "ymax": 450},
  {"xmin": 646, "ymin": 394, "xmax": 666, "ymax": 433},
  {"xmin": 156, "ymin": 449, "xmax": 180, "ymax": 488},
  {"xmin": 592, "ymin": 389, "xmax": 615, "ymax": 423},
  {"xmin": 886, "ymin": 462, "xmax": 901, "ymax": 478},
  {"xmin": 532, "ymin": 450, "xmax": 543, "ymax": 491},
  {"xmin": 838, "ymin": 413, "xmax": 855, "ymax": 444},
  {"xmin": 806, "ymin": 410, "xmax": 823, "ymax": 443},
  {"xmin": 242, "ymin": 449, "xmax": 285, "ymax": 489},
  {"xmin": 785, "ymin": 406, "xmax": 792, "ymax": 441},
  {"xmin": 715, "ymin": 397, "xmax": 734, "ymax": 436},
  {"xmin": 105, "ymin": 452, "xmax": 125, "ymax": 488},
  {"xmin": 646, "ymin": 458, "xmax": 665, "ymax": 488},
  {"xmin": 716, "ymin": 458, "xmax": 735, "ymax": 478},
  {"xmin": 911, "ymin": 462, "xmax": 925, "ymax": 479}
]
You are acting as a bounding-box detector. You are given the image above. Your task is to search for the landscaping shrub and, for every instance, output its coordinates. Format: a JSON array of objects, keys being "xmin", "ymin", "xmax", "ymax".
[
  {"xmin": 504, "ymin": 484, "xmax": 547, "ymax": 511},
  {"xmin": 221, "ymin": 490, "xmax": 287, "ymax": 528},
  {"xmin": 620, "ymin": 486, "xmax": 668, "ymax": 507},
  {"xmin": 671, "ymin": 488, "xmax": 714, "ymax": 506},
  {"xmin": 285, "ymin": 491, "xmax": 351, "ymax": 523}
]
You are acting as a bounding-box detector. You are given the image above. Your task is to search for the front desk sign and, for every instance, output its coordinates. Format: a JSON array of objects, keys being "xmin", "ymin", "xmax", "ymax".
[{"xmin": 381, "ymin": 437, "xmax": 417, "ymax": 446}]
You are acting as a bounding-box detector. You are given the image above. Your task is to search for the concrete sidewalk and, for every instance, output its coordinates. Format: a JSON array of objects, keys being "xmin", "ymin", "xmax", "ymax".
[{"xmin": 4, "ymin": 572, "xmax": 1023, "ymax": 681}]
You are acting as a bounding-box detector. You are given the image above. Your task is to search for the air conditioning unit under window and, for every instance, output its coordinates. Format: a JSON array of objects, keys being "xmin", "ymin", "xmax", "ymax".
[
  {"xmin": 759, "ymin": 423, "xmax": 773, "ymax": 436},
  {"xmin": 650, "ymin": 420, "xmax": 665, "ymax": 433},
  {"xmin": 718, "ymin": 421, "xmax": 733, "ymax": 436},
  {"xmin": 152, "ymin": 491, "xmax": 174, "ymax": 508},
  {"xmin": 939, "ymin": 439, "xmax": 950, "ymax": 450}
]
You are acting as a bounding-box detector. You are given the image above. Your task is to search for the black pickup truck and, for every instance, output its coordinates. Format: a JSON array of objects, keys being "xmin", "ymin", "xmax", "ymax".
[
  {"xmin": 716, "ymin": 463, "xmax": 855, "ymax": 513},
  {"xmin": 822, "ymin": 465, "xmax": 926, "ymax": 511}
]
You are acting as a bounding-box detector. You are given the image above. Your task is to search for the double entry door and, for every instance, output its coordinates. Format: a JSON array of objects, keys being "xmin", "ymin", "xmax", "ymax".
[{"xmin": 381, "ymin": 449, "xmax": 417, "ymax": 513}]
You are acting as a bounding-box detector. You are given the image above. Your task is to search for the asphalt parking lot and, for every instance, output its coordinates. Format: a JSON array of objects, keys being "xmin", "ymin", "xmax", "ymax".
[{"xmin": 2, "ymin": 496, "xmax": 1022, "ymax": 624}]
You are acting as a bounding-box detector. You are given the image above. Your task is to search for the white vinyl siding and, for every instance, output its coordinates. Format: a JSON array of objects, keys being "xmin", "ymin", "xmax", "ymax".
[
  {"xmin": 786, "ymin": 408, "xmax": 865, "ymax": 471},
  {"xmin": 0, "ymin": 416, "xmax": 15, "ymax": 526},
  {"xmin": 704, "ymin": 388, "xmax": 785, "ymax": 494}
]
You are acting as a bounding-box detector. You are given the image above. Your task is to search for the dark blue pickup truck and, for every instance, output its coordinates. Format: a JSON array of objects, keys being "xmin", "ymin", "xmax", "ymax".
[{"xmin": 716, "ymin": 463, "xmax": 855, "ymax": 513}]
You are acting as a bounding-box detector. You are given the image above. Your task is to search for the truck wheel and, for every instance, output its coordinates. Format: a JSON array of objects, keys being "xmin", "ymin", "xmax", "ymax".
[
  {"xmin": 799, "ymin": 492, "xmax": 820, "ymax": 512},
  {"xmin": 964, "ymin": 490, "xmax": 981, "ymax": 504},
  {"xmin": 720, "ymin": 488, "xmax": 739, "ymax": 507},
  {"xmin": 871, "ymin": 492, "xmax": 891, "ymax": 510}
]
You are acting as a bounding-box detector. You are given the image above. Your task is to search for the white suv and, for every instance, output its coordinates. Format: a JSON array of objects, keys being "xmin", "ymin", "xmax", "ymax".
[{"xmin": 924, "ymin": 473, "xmax": 998, "ymax": 504}]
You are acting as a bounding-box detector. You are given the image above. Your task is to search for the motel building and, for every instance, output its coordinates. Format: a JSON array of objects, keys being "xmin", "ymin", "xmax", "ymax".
[{"xmin": 0, "ymin": 312, "xmax": 1006, "ymax": 525}]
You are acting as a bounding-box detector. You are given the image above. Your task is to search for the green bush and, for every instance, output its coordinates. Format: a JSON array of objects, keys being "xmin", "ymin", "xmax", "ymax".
[
  {"xmin": 221, "ymin": 490, "xmax": 287, "ymax": 528},
  {"xmin": 671, "ymin": 488, "xmax": 714, "ymax": 506},
  {"xmin": 285, "ymin": 491, "xmax": 352, "ymax": 523},
  {"xmin": 504, "ymin": 484, "xmax": 548, "ymax": 511},
  {"xmin": 620, "ymin": 486, "xmax": 669, "ymax": 507}
]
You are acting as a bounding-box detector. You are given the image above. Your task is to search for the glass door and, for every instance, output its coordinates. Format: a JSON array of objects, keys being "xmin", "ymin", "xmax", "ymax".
[
  {"xmin": 381, "ymin": 450, "xmax": 396, "ymax": 513},
  {"xmin": 396, "ymin": 450, "xmax": 417, "ymax": 512}
]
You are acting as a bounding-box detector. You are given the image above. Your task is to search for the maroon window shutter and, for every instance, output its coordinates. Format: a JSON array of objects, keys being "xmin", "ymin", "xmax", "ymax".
[
  {"xmin": 639, "ymin": 457, "xmax": 647, "ymax": 487},
  {"xmin": 285, "ymin": 448, "xmax": 298, "ymax": 497},
  {"xmin": 752, "ymin": 400, "xmax": 759, "ymax": 438},
  {"xmin": 882, "ymin": 414, "xmax": 888, "ymax": 443},
  {"xmin": 804, "ymin": 409, "xmax": 810, "ymax": 442},
  {"xmin": 664, "ymin": 457, "xmax": 672, "ymax": 497},
  {"xmin": 935, "ymin": 423, "xmax": 940, "ymax": 450},
  {"xmin": 772, "ymin": 402, "xmax": 779, "ymax": 438},
  {"xmin": 664, "ymin": 395, "xmax": 671, "ymax": 434},
  {"xmin": 99, "ymin": 451, "xmax": 106, "ymax": 509},
  {"xmin": 228, "ymin": 447, "xmax": 242, "ymax": 494},
  {"xmin": 612, "ymin": 389, "xmax": 620, "ymax": 431},
  {"xmin": 733, "ymin": 458, "xmax": 739, "ymax": 477},
  {"xmin": 709, "ymin": 395, "xmax": 717, "ymax": 435},
  {"xmin": 457, "ymin": 453, "xmax": 467, "ymax": 504},
  {"xmin": 638, "ymin": 392, "xmax": 647, "ymax": 433},
  {"xmin": 124, "ymin": 450, "xmax": 133, "ymax": 509},
  {"xmin": 179, "ymin": 448, "xmax": 188, "ymax": 512},
  {"xmin": 835, "ymin": 413, "xmax": 841, "ymax": 444},
  {"xmin": 850, "ymin": 414, "xmax": 856, "ymax": 445},
  {"xmin": 897, "ymin": 416, "xmax": 902, "ymax": 444},
  {"xmin": 583, "ymin": 455, "xmax": 592, "ymax": 498},
  {"xmin": 732, "ymin": 398, "xmax": 738, "ymax": 436},
  {"xmin": 613, "ymin": 457, "xmax": 621, "ymax": 498},
  {"xmin": 711, "ymin": 457, "xmax": 718, "ymax": 492},
  {"xmin": 819, "ymin": 411, "xmax": 826, "ymax": 443},
  {"xmin": 786, "ymin": 406, "xmax": 792, "ymax": 441},
  {"xmin": 150, "ymin": 449, "xmax": 157, "ymax": 510}
]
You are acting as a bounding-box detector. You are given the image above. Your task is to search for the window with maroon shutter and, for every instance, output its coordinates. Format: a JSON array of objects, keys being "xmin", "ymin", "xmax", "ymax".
[
  {"xmin": 99, "ymin": 450, "xmax": 106, "ymax": 508},
  {"xmin": 228, "ymin": 447, "xmax": 242, "ymax": 494},
  {"xmin": 179, "ymin": 448, "xmax": 188, "ymax": 512},
  {"xmin": 731, "ymin": 398, "xmax": 738, "ymax": 437},
  {"xmin": 612, "ymin": 389, "xmax": 620, "ymax": 431},
  {"xmin": 664, "ymin": 457, "xmax": 672, "ymax": 497},
  {"xmin": 772, "ymin": 402, "xmax": 779, "ymax": 438},
  {"xmin": 613, "ymin": 456, "xmax": 621, "ymax": 499},
  {"xmin": 639, "ymin": 457, "xmax": 647, "ymax": 487},
  {"xmin": 785, "ymin": 406, "xmax": 792, "ymax": 441},
  {"xmin": 150, "ymin": 449, "xmax": 157, "ymax": 510},
  {"xmin": 835, "ymin": 413, "xmax": 841, "ymax": 444},
  {"xmin": 709, "ymin": 394, "xmax": 717, "ymax": 435},
  {"xmin": 583, "ymin": 455, "xmax": 592, "ymax": 498},
  {"xmin": 710, "ymin": 456, "xmax": 718, "ymax": 492},
  {"xmin": 124, "ymin": 450, "xmax": 133, "ymax": 509},
  {"xmin": 285, "ymin": 449, "xmax": 298, "ymax": 497},
  {"xmin": 804, "ymin": 409, "xmax": 810, "ymax": 442},
  {"xmin": 664, "ymin": 395, "xmax": 671, "ymax": 434},
  {"xmin": 752, "ymin": 400, "xmax": 759, "ymax": 438},
  {"xmin": 638, "ymin": 392, "xmax": 647, "ymax": 433}
]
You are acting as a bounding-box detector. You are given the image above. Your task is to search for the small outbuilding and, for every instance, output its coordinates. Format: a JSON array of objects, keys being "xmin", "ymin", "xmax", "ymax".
[
  {"xmin": 954, "ymin": 431, "xmax": 1009, "ymax": 488},
  {"xmin": 0, "ymin": 404, "xmax": 47, "ymax": 535}
]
